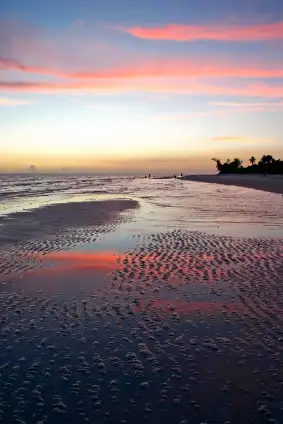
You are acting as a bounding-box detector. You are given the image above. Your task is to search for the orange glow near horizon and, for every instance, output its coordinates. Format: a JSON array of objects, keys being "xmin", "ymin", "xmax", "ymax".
[{"xmin": 2, "ymin": 143, "xmax": 282, "ymax": 174}]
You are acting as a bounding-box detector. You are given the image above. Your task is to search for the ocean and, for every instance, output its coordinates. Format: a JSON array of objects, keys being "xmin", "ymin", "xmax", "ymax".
[{"xmin": 1, "ymin": 173, "xmax": 283, "ymax": 238}]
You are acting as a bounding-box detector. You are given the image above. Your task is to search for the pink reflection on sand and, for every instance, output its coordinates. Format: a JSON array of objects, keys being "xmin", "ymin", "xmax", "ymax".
[{"xmin": 33, "ymin": 250, "xmax": 123, "ymax": 274}]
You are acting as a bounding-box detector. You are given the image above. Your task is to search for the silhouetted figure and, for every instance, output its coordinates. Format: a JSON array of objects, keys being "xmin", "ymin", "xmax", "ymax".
[
  {"xmin": 148, "ymin": 174, "xmax": 151, "ymax": 178},
  {"xmin": 174, "ymin": 174, "xmax": 176, "ymax": 179},
  {"xmin": 180, "ymin": 173, "xmax": 183, "ymax": 177}
]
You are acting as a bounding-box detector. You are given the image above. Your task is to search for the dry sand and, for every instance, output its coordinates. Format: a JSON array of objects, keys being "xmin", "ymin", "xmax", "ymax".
[{"xmin": 181, "ymin": 174, "xmax": 283, "ymax": 195}]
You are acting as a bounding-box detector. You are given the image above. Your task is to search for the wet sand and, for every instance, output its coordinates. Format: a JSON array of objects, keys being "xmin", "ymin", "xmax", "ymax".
[
  {"xmin": 181, "ymin": 174, "xmax": 283, "ymax": 195},
  {"xmin": 0, "ymin": 199, "xmax": 138, "ymax": 275},
  {"xmin": 0, "ymin": 199, "xmax": 139, "ymax": 246},
  {"xmin": 1, "ymin": 192, "xmax": 283, "ymax": 423}
]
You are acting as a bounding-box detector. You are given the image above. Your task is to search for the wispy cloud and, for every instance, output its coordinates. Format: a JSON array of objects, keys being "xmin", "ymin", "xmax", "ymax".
[
  {"xmin": 1, "ymin": 80, "xmax": 283, "ymax": 98},
  {"xmin": 72, "ymin": 19, "xmax": 85, "ymax": 28},
  {"xmin": 156, "ymin": 100, "xmax": 283, "ymax": 121},
  {"xmin": 1, "ymin": 19, "xmax": 283, "ymax": 101},
  {"xmin": 212, "ymin": 100, "xmax": 283, "ymax": 112},
  {"xmin": 1, "ymin": 56, "xmax": 283, "ymax": 79},
  {"xmin": 213, "ymin": 100, "xmax": 283, "ymax": 107},
  {"xmin": 120, "ymin": 21, "xmax": 283, "ymax": 42},
  {"xmin": 0, "ymin": 18, "xmax": 125, "ymax": 73},
  {"xmin": 157, "ymin": 111, "xmax": 213, "ymax": 121},
  {"xmin": 70, "ymin": 97, "xmax": 123, "ymax": 110},
  {"xmin": 213, "ymin": 136, "xmax": 243, "ymax": 141},
  {"xmin": 0, "ymin": 97, "xmax": 31, "ymax": 106}
]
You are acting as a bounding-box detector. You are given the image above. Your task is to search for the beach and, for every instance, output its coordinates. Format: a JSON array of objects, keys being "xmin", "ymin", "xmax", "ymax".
[
  {"xmin": 1, "ymin": 174, "xmax": 283, "ymax": 424},
  {"xmin": 181, "ymin": 173, "xmax": 283, "ymax": 195},
  {"xmin": 3, "ymin": 0, "xmax": 283, "ymax": 421}
]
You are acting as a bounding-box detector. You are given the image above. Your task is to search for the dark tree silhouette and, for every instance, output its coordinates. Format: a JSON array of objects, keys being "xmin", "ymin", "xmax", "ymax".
[
  {"xmin": 260, "ymin": 154, "xmax": 274, "ymax": 164},
  {"xmin": 233, "ymin": 158, "xmax": 242, "ymax": 168},
  {"xmin": 212, "ymin": 154, "xmax": 283, "ymax": 175},
  {"xmin": 212, "ymin": 158, "xmax": 223, "ymax": 173},
  {"xmin": 249, "ymin": 156, "xmax": 256, "ymax": 165},
  {"xmin": 258, "ymin": 155, "xmax": 275, "ymax": 174}
]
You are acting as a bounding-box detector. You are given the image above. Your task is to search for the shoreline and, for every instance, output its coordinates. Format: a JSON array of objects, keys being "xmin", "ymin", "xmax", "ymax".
[{"xmin": 181, "ymin": 174, "xmax": 283, "ymax": 195}]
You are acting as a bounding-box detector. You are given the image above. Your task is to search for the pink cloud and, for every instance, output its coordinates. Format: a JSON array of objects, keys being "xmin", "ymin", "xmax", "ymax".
[
  {"xmin": 120, "ymin": 21, "xmax": 283, "ymax": 42},
  {"xmin": 1, "ymin": 56, "xmax": 283, "ymax": 80},
  {"xmin": 1, "ymin": 19, "xmax": 282, "ymax": 101},
  {"xmin": 0, "ymin": 58, "xmax": 26, "ymax": 71},
  {"xmin": 0, "ymin": 79, "xmax": 283, "ymax": 98},
  {"xmin": 150, "ymin": 81, "xmax": 283, "ymax": 98},
  {"xmin": 0, "ymin": 81, "xmax": 117, "ymax": 93}
]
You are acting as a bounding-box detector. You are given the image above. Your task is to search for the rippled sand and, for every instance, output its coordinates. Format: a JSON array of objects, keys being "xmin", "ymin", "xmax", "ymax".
[
  {"xmin": 1, "ymin": 193, "xmax": 283, "ymax": 423},
  {"xmin": 0, "ymin": 200, "xmax": 138, "ymax": 274}
]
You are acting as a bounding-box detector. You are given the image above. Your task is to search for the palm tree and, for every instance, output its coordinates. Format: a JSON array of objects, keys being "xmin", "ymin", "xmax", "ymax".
[
  {"xmin": 249, "ymin": 156, "xmax": 256, "ymax": 165},
  {"xmin": 233, "ymin": 158, "xmax": 242, "ymax": 168},
  {"xmin": 212, "ymin": 158, "xmax": 223, "ymax": 172}
]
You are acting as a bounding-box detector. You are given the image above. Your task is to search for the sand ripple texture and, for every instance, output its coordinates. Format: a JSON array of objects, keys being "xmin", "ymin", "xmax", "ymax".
[
  {"xmin": 0, "ymin": 199, "xmax": 138, "ymax": 274},
  {"xmin": 1, "ymin": 226, "xmax": 283, "ymax": 423}
]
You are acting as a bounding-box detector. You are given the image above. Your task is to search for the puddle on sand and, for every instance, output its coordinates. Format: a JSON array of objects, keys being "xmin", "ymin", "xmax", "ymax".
[{"xmin": 1, "ymin": 226, "xmax": 283, "ymax": 424}]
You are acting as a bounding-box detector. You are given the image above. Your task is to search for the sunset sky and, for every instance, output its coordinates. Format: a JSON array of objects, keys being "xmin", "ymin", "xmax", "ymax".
[{"xmin": 0, "ymin": 0, "xmax": 282, "ymax": 173}]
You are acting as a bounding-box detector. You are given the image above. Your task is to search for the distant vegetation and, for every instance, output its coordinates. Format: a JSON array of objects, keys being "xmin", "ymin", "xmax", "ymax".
[{"xmin": 212, "ymin": 155, "xmax": 283, "ymax": 175}]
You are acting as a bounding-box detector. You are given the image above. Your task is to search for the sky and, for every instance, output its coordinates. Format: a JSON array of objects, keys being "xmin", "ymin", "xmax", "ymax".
[{"xmin": 0, "ymin": 0, "xmax": 283, "ymax": 173}]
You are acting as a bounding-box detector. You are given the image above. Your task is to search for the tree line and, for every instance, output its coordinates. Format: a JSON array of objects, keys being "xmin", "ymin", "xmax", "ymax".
[{"xmin": 212, "ymin": 155, "xmax": 283, "ymax": 175}]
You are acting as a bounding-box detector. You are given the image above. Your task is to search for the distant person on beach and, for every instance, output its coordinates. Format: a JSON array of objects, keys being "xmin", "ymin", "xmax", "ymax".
[
  {"xmin": 148, "ymin": 174, "xmax": 151, "ymax": 178},
  {"xmin": 181, "ymin": 173, "xmax": 183, "ymax": 177}
]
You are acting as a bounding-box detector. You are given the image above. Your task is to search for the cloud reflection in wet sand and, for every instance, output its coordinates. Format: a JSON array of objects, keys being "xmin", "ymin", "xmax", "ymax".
[{"xmin": 40, "ymin": 250, "xmax": 122, "ymax": 273}]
